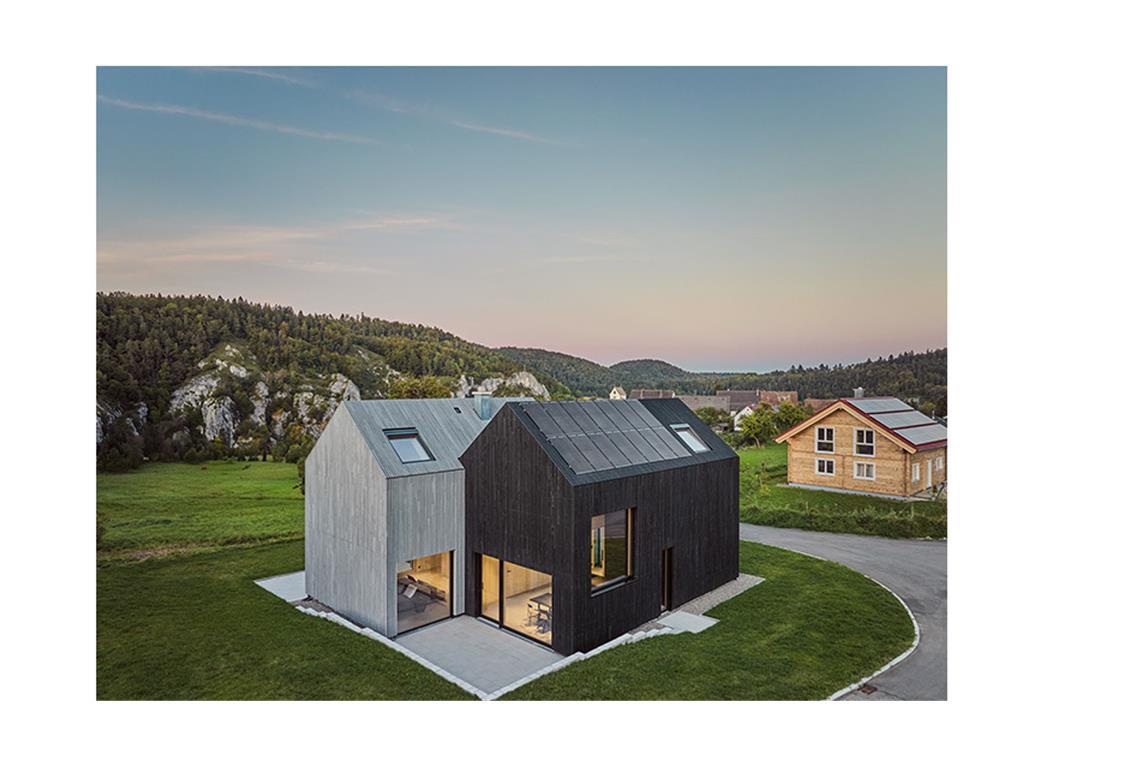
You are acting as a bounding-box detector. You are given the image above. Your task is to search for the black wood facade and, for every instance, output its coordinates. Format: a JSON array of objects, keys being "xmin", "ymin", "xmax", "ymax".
[{"xmin": 461, "ymin": 399, "xmax": 739, "ymax": 654}]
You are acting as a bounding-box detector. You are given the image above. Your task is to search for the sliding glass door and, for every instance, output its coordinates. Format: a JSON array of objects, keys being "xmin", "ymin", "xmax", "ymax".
[{"xmin": 478, "ymin": 554, "xmax": 553, "ymax": 646}]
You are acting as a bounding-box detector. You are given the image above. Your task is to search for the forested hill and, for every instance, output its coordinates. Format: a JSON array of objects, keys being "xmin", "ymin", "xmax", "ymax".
[
  {"xmin": 97, "ymin": 292, "xmax": 568, "ymax": 411},
  {"xmin": 500, "ymin": 345, "xmax": 947, "ymax": 414},
  {"xmin": 96, "ymin": 292, "xmax": 945, "ymax": 471}
]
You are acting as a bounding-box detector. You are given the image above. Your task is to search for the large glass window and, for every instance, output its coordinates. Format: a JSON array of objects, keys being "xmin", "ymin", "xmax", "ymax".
[
  {"xmin": 816, "ymin": 426, "xmax": 835, "ymax": 452},
  {"xmin": 855, "ymin": 428, "xmax": 876, "ymax": 456},
  {"xmin": 385, "ymin": 428, "xmax": 433, "ymax": 463},
  {"xmin": 481, "ymin": 555, "xmax": 500, "ymax": 622},
  {"xmin": 396, "ymin": 551, "xmax": 451, "ymax": 633},
  {"xmin": 503, "ymin": 561, "xmax": 552, "ymax": 645},
  {"xmin": 590, "ymin": 508, "xmax": 634, "ymax": 592}
]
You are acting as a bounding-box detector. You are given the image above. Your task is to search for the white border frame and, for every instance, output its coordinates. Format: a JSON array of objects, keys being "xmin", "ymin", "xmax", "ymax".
[
  {"xmin": 854, "ymin": 461, "xmax": 876, "ymax": 480},
  {"xmin": 814, "ymin": 425, "xmax": 835, "ymax": 453},
  {"xmin": 854, "ymin": 427, "xmax": 876, "ymax": 457}
]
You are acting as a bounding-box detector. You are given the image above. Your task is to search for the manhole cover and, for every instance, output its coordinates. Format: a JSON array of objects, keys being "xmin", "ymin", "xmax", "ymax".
[{"xmin": 859, "ymin": 685, "xmax": 878, "ymax": 695}]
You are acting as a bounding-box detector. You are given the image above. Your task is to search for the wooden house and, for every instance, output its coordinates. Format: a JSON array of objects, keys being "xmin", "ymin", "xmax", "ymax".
[{"xmin": 774, "ymin": 396, "xmax": 947, "ymax": 498}]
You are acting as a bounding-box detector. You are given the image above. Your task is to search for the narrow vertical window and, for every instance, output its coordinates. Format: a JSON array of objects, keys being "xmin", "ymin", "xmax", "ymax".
[{"xmin": 590, "ymin": 508, "xmax": 635, "ymax": 592}]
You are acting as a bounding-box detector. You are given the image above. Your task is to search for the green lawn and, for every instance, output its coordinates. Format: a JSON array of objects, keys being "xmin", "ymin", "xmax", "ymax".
[
  {"xmin": 506, "ymin": 541, "xmax": 914, "ymax": 700},
  {"xmin": 96, "ymin": 459, "xmax": 916, "ymax": 700},
  {"xmin": 97, "ymin": 460, "xmax": 303, "ymax": 559},
  {"xmin": 97, "ymin": 540, "xmax": 472, "ymax": 699},
  {"xmin": 737, "ymin": 443, "xmax": 947, "ymax": 539}
]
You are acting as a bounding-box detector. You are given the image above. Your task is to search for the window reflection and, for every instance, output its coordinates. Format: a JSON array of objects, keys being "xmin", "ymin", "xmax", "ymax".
[{"xmin": 396, "ymin": 551, "xmax": 450, "ymax": 633}]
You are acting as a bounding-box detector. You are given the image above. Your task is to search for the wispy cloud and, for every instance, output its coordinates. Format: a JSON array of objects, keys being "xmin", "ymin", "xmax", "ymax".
[
  {"xmin": 98, "ymin": 95, "xmax": 382, "ymax": 146},
  {"xmin": 346, "ymin": 90, "xmax": 566, "ymax": 146},
  {"xmin": 199, "ymin": 67, "xmax": 318, "ymax": 87},
  {"xmin": 539, "ymin": 253, "xmax": 649, "ymax": 265},
  {"xmin": 97, "ymin": 213, "xmax": 451, "ymax": 276},
  {"xmin": 449, "ymin": 120, "xmax": 565, "ymax": 146}
]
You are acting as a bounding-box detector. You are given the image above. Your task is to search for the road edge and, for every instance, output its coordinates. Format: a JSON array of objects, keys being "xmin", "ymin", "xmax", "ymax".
[{"xmin": 741, "ymin": 538, "xmax": 923, "ymax": 701}]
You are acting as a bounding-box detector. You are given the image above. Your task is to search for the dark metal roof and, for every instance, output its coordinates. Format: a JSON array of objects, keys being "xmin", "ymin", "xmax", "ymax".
[{"xmin": 509, "ymin": 398, "xmax": 737, "ymax": 486}]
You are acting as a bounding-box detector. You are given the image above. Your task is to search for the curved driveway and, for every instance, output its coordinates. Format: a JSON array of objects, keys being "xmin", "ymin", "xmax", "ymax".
[{"xmin": 739, "ymin": 524, "xmax": 946, "ymax": 700}]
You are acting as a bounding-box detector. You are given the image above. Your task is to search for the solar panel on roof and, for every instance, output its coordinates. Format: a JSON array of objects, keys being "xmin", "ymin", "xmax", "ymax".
[
  {"xmin": 897, "ymin": 424, "xmax": 948, "ymax": 446},
  {"xmin": 520, "ymin": 399, "xmax": 707, "ymax": 477},
  {"xmin": 564, "ymin": 402, "xmax": 603, "ymax": 434},
  {"xmin": 606, "ymin": 431, "xmax": 649, "ymax": 464},
  {"xmin": 576, "ymin": 434, "xmax": 623, "ymax": 470},
  {"xmin": 848, "ymin": 398, "xmax": 911, "ymax": 413},
  {"xmin": 549, "ymin": 436, "xmax": 595, "ymax": 473},
  {"xmin": 580, "ymin": 402, "xmax": 619, "ymax": 433},
  {"xmin": 543, "ymin": 402, "xmax": 586, "ymax": 436},
  {"xmin": 524, "ymin": 404, "xmax": 568, "ymax": 440},
  {"xmin": 595, "ymin": 401, "xmax": 637, "ymax": 432},
  {"xmin": 870, "ymin": 410, "xmax": 936, "ymax": 429},
  {"xmin": 589, "ymin": 432, "xmax": 633, "ymax": 468},
  {"xmin": 610, "ymin": 400, "xmax": 650, "ymax": 430}
]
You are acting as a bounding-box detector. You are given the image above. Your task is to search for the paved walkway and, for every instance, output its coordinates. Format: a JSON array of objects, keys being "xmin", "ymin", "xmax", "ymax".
[
  {"xmin": 396, "ymin": 616, "xmax": 565, "ymax": 694},
  {"xmin": 739, "ymin": 524, "xmax": 947, "ymax": 700},
  {"xmin": 254, "ymin": 570, "xmax": 307, "ymax": 603}
]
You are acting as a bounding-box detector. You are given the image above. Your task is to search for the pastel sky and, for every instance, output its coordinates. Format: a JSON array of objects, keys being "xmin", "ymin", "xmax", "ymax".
[{"xmin": 97, "ymin": 67, "xmax": 945, "ymax": 372}]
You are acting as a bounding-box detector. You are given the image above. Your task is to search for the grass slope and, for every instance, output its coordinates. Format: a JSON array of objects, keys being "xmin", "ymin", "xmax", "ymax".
[
  {"xmin": 97, "ymin": 540, "xmax": 472, "ymax": 699},
  {"xmin": 506, "ymin": 542, "xmax": 914, "ymax": 700},
  {"xmin": 96, "ymin": 461, "xmax": 303, "ymax": 559},
  {"xmin": 737, "ymin": 444, "xmax": 947, "ymax": 539}
]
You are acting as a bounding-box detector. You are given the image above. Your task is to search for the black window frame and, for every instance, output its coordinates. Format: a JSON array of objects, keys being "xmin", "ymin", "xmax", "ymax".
[
  {"xmin": 384, "ymin": 427, "xmax": 435, "ymax": 463},
  {"xmin": 669, "ymin": 423, "xmax": 709, "ymax": 453},
  {"xmin": 589, "ymin": 508, "xmax": 636, "ymax": 596}
]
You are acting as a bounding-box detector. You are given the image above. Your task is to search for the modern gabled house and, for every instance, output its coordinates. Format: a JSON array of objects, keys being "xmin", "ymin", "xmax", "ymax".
[
  {"xmin": 304, "ymin": 395, "xmax": 525, "ymax": 637},
  {"xmin": 461, "ymin": 398, "xmax": 738, "ymax": 654},
  {"xmin": 305, "ymin": 396, "xmax": 739, "ymax": 655},
  {"xmin": 774, "ymin": 396, "xmax": 947, "ymax": 498}
]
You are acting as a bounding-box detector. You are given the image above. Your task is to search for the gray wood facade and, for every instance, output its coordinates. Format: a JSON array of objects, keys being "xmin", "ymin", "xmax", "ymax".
[{"xmin": 305, "ymin": 398, "xmax": 521, "ymax": 637}]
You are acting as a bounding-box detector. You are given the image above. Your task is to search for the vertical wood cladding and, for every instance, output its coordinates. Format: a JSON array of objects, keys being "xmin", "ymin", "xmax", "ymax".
[
  {"xmin": 462, "ymin": 406, "xmax": 739, "ymax": 654},
  {"xmin": 784, "ymin": 407, "xmax": 947, "ymax": 497}
]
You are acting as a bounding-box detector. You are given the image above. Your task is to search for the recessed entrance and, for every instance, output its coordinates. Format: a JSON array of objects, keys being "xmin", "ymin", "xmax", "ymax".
[{"xmin": 478, "ymin": 554, "xmax": 553, "ymax": 646}]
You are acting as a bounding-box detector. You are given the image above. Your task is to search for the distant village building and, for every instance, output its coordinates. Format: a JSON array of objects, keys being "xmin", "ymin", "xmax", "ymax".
[
  {"xmin": 774, "ymin": 395, "xmax": 947, "ymax": 498},
  {"xmin": 609, "ymin": 385, "xmax": 627, "ymax": 400},
  {"xmin": 677, "ymin": 394, "xmax": 731, "ymax": 413},
  {"xmin": 628, "ymin": 389, "xmax": 676, "ymax": 400},
  {"xmin": 733, "ymin": 403, "xmax": 759, "ymax": 431},
  {"xmin": 715, "ymin": 389, "xmax": 799, "ymax": 413}
]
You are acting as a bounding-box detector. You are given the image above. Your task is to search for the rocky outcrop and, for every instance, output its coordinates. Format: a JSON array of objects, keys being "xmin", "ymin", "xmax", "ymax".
[
  {"xmin": 460, "ymin": 371, "xmax": 549, "ymax": 399},
  {"xmin": 157, "ymin": 345, "xmax": 363, "ymax": 450},
  {"xmin": 96, "ymin": 401, "xmax": 147, "ymax": 444}
]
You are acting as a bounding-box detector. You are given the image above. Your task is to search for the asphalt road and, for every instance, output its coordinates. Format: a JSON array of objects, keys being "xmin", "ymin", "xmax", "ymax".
[{"xmin": 739, "ymin": 524, "xmax": 947, "ymax": 700}]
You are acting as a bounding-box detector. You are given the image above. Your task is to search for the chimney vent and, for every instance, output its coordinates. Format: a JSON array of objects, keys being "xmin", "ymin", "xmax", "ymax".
[
  {"xmin": 853, "ymin": 387, "xmax": 865, "ymax": 398},
  {"xmin": 473, "ymin": 390, "xmax": 493, "ymax": 420}
]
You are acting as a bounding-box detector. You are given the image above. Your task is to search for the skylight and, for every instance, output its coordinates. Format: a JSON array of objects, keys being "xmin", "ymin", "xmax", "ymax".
[
  {"xmin": 385, "ymin": 428, "xmax": 434, "ymax": 463},
  {"xmin": 670, "ymin": 424, "xmax": 709, "ymax": 453}
]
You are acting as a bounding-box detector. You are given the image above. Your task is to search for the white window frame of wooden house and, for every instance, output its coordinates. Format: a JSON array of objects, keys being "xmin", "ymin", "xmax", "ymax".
[
  {"xmin": 936, "ymin": 455, "xmax": 944, "ymax": 471},
  {"xmin": 855, "ymin": 461, "xmax": 876, "ymax": 480},
  {"xmin": 815, "ymin": 458, "xmax": 835, "ymax": 477},
  {"xmin": 854, "ymin": 427, "xmax": 876, "ymax": 457},
  {"xmin": 815, "ymin": 426, "xmax": 835, "ymax": 453},
  {"xmin": 912, "ymin": 463, "xmax": 921, "ymax": 482}
]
